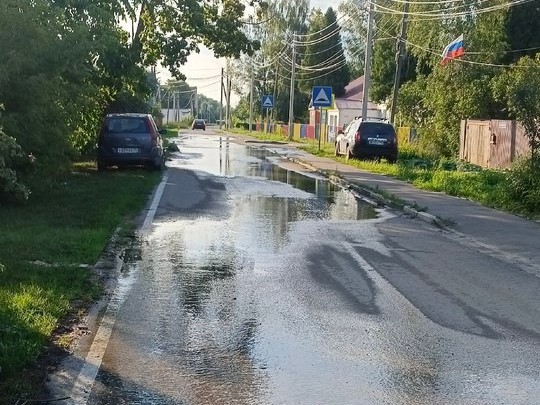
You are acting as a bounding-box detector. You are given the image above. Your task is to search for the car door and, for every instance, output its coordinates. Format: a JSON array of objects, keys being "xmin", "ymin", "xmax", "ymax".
[{"xmin": 344, "ymin": 121, "xmax": 357, "ymax": 150}]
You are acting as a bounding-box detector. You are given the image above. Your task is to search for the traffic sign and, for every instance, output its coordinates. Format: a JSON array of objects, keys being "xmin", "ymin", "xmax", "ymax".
[
  {"xmin": 312, "ymin": 86, "xmax": 333, "ymax": 107},
  {"xmin": 262, "ymin": 95, "xmax": 274, "ymax": 108}
]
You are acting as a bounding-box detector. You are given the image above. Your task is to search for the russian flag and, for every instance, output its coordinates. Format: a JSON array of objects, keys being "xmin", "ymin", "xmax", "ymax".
[{"xmin": 441, "ymin": 34, "xmax": 464, "ymax": 65}]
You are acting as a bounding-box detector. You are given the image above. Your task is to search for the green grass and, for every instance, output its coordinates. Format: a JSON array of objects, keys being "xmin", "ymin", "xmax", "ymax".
[
  {"xmin": 298, "ymin": 140, "xmax": 537, "ymax": 218},
  {"xmin": 0, "ymin": 162, "xmax": 161, "ymax": 401},
  {"xmin": 227, "ymin": 128, "xmax": 290, "ymax": 143}
]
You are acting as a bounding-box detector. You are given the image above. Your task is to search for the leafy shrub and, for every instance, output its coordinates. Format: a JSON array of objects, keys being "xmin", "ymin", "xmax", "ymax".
[
  {"xmin": 0, "ymin": 127, "xmax": 30, "ymax": 203},
  {"xmin": 235, "ymin": 122, "xmax": 250, "ymax": 130},
  {"xmin": 437, "ymin": 157, "xmax": 458, "ymax": 171},
  {"xmin": 504, "ymin": 157, "xmax": 540, "ymax": 213}
]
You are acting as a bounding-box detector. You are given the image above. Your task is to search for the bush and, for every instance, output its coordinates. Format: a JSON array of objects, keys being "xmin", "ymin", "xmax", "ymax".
[
  {"xmin": 504, "ymin": 157, "xmax": 540, "ymax": 213},
  {"xmin": 0, "ymin": 127, "xmax": 31, "ymax": 203}
]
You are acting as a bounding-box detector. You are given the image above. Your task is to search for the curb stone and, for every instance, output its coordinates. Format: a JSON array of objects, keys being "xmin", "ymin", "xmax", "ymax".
[{"xmin": 285, "ymin": 155, "xmax": 449, "ymax": 230}]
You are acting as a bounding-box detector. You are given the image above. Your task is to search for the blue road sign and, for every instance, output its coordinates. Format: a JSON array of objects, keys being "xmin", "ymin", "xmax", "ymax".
[
  {"xmin": 312, "ymin": 86, "xmax": 333, "ymax": 107},
  {"xmin": 262, "ymin": 95, "xmax": 274, "ymax": 108}
]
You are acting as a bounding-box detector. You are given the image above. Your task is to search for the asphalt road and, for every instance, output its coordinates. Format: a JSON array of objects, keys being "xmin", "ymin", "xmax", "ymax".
[{"xmin": 60, "ymin": 130, "xmax": 540, "ymax": 405}]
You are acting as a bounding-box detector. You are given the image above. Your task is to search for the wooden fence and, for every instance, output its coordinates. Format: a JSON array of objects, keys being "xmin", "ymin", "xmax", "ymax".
[{"xmin": 460, "ymin": 119, "xmax": 530, "ymax": 169}]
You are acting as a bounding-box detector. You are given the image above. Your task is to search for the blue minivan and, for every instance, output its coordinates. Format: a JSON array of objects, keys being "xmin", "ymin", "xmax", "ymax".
[{"xmin": 97, "ymin": 113, "xmax": 166, "ymax": 171}]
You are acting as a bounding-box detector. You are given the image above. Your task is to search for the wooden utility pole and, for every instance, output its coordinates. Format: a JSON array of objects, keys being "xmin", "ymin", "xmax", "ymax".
[
  {"xmin": 249, "ymin": 62, "xmax": 254, "ymax": 132},
  {"xmin": 361, "ymin": 2, "xmax": 374, "ymax": 120},
  {"xmin": 288, "ymin": 32, "xmax": 297, "ymax": 140},
  {"xmin": 390, "ymin": 2, "xmax": 410, "ymax": 125},
  {"xmin": 220, "ymin": 67, "xmax": 224, "ymax": 129}
]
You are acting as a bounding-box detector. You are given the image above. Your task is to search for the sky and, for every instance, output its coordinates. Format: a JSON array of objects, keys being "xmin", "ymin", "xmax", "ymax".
[{"xmin": 156, "ymin": 0, "xmax": 334, "ymax": 107}]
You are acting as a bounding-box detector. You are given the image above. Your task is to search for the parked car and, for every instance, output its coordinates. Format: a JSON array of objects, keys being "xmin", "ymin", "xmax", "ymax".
[
  {"xmin": 192, "ymin": 119, "xmax": 206, "ymax": 130},
  {"xmin": 97, "ymin": 113, "xmax": 166, "ymax": 171},
  {"xmin": 335, "ymin": 119, "xmax": 398, "ymax": 163}
]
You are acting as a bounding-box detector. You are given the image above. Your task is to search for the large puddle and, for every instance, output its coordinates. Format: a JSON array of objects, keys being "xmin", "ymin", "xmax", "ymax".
[{"xmin": 172, "ymin": 135, "xmax": 377, "ymax": 222}]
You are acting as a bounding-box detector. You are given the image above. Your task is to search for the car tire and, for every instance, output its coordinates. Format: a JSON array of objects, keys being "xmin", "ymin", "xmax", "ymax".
[
  {"xmin": 335, "ymin": 143, "xmax": 339, "ymax": 157},
  {"xmin": 152, "ymin": 157, "xmax": 165, "ymax": 171},
  {"xmin": 345, "ymin": 146, "xmax": 352, "ymax": 160},
  {"xmin": 97, "ymin": 161, "xmax": 107, "ymax": 172}
]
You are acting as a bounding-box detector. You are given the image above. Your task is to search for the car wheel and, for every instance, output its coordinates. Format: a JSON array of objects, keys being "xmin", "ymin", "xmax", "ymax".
[
  {"xmin": 334, "ymin": 143, "xmax": 340, "ymax": 156},
  {"xmin": 97, "ymin": 161, "xmax": 107, "ymax": 172},
  {"xmin": 345, "ymin": 146, "xmax": 352, "ymax": 160}
]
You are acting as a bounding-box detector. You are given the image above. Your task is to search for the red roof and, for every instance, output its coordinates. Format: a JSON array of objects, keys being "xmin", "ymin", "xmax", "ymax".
[{"xmin": 340, "ymin": 76, "xmax": 364, "ymax": 101}]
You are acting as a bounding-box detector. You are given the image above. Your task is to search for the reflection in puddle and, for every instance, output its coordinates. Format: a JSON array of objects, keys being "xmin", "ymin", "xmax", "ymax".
[{"xmin": 176, "ymin": 136, "xmax": 377, "ymax": 222}]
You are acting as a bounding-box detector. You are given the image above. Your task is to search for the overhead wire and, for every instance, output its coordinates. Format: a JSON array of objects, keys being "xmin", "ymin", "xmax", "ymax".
[{"xmin": 368, "ymin": 0, "xmax": 536, "ymax": 21}]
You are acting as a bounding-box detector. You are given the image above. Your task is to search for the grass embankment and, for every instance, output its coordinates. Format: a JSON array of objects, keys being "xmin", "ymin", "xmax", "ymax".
[
  {"xmin": 0, "ymin": 163, "xmax": 161, "ymax": 402},
  {"xmin": 229, "ymin": 128, "xmax": 538, "ymax": 218}
]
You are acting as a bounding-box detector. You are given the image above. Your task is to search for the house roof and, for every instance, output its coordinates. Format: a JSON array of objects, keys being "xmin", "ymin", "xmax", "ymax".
[
  {"xmin": 340, "ymin": 76, "xmax": 365, "ymax": 101},
  {"xmin": 334, "ymin": 99, "xmax": 378, "ymax": 110}
]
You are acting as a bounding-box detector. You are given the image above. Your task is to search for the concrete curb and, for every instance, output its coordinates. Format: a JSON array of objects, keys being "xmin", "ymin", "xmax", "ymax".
[{"xmin": 286, "ymin": 155, "xmax": 448, "ymax": 229}]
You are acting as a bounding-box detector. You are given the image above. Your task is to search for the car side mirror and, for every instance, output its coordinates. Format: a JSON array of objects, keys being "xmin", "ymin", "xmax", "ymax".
[
  {"xmin": 337, "ymin": 130, "xmax": 344, "ymax": 135},
  {"xmin": 158, "ymin": 129, "xmax": 168, "ymax": 135}
]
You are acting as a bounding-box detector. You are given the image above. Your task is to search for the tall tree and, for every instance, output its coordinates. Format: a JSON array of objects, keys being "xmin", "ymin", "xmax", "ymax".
[
  {"xmin": 230, "ymin": 0, "xmax": 310, "ymax": 122},
  {"xmin": 299, "ymin": 8, "xmax": 350, "ymax": 97},
  {"xmin": 338, "ymin": 0, "xmax": 368, "ymax": 78}
]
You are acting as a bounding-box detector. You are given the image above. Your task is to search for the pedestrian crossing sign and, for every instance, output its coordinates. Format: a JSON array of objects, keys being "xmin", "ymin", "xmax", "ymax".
[
  {"xmin": 312, "ymin": 86, "xmax": 333, "ymax": 107},
  {"xmin": 262, "ymin": 95, "xmax": 274, "ymax": 108}
]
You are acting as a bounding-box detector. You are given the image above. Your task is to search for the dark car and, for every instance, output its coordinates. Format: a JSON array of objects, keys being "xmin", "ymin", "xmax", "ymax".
[
  {"xmin": 192, "ymin": 119, "xmax": 206, "ymax": 130},
  {"xmin": 97, "ymin": 113, "xmax": 166, "ymax": 171},
  {"xmin": 335, "ymin": 119, "xmax": 398, "ymax": 163}
]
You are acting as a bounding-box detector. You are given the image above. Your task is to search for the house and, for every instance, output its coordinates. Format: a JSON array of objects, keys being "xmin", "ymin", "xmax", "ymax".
[{"xmin": 324, "ymin": 76, "xmax": 388, "ymax": 138}]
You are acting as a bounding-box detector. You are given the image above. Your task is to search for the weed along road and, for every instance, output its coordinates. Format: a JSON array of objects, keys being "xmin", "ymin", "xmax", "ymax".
[{"xmin": 52, "ymin": 130, "xmax": 540, "ymax": 404}]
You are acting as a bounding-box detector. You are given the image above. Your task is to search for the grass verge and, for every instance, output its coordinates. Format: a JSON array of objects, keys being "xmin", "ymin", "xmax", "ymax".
[{"xmin": 0, "ymin": 162, "xmax": 161, "ymax": 402}]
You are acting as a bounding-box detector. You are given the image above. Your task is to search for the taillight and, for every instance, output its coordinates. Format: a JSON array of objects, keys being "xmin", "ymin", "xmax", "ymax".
[{"xmin": 355, "ymin": 130, "xmax": 361, "ymax": 142}]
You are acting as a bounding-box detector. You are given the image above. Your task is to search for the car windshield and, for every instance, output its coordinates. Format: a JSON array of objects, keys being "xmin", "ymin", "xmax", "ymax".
[{"xmin": 106, "ymin": 118, "xmax": 149, "ymax": 134}]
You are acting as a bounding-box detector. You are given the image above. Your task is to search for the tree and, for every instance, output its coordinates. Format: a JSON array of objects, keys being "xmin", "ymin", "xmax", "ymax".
[
  {"xmin": 0, "ymin": 126, "xmax": 30, "ymax": 203},
  {"xmin": 338, "ymin": 0, "xmax": 368, "ymax": 78},
  {"xmin": 493, "ymin": 55, "xmax": 540, "ymax": 163},
  {"xmin": 390, "ymin": 0, "xmax": 510, "ymax": 156},
  {"xmin": 229, "ymin": 0, "xmax": 310, "ymax": 123},
  {"xmin": 299, "ymin": 8, "xmax": 350, "ymax": 97},
  {"xmin": 129, "ymin": 0, "xmax": 260, "ymax": 79}
]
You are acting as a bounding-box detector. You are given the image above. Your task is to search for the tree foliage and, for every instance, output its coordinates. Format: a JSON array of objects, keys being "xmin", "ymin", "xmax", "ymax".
[
  {"xmin": 358, "ymin": 0, "xmax": 540, "ymax": 156},
  {"xmin": 299, "ymin": 8, "xmax": 350, "ymax": 97},
  {"xmin": 0, "ymin": 0, "xmax": 259, "ymax": 201},
  {"xmin": 493, "ymin": 55, "xmax": 540, "ymax": 162}
]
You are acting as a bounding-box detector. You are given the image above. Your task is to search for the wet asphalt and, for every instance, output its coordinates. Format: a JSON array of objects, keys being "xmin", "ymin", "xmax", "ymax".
[{"xmin": 87, "ymin": 131, "xmax": 540, "ymax": 404}]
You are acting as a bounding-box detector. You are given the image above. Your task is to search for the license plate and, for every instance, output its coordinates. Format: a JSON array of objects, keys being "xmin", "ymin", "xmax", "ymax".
[
  {"xmin": 368, "ymin": 138, "xmax": 386, "ymax": 146},
  {"xmin": 117, "ymin": 148, "xmax": 139, "ymax": 153}
]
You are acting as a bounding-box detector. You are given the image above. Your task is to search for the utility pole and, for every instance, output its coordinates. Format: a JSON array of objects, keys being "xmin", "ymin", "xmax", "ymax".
[
  {"xmin": 225, "ymin": 61, "xmax": 231, "ymax": 129},
  {"xmin": 227, "ymin": 71, "xmax": 232, "ymax": 129},
  {"xmin": 288, "ymin": 32, "xmax": 297, "ymax": 140},
  {"xmin": 249, "ymin": 62, "xmax": 254, "ymax": 133},
  {"xmin": 361, "ymin": 1, "xmax": 375, "ymax": 120},
  {"xmin": 390, "ymin": 2, "xmax": 409, "ymax": 125},
  {"xmin": 220, "ymin": 67, "xmax": 224, "ymax": 129}
]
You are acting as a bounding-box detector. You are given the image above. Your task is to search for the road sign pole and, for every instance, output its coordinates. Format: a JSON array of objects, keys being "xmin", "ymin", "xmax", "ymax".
[{"xmin": 318, "ymin": 107, "xmax": 322, "ymax": 152}]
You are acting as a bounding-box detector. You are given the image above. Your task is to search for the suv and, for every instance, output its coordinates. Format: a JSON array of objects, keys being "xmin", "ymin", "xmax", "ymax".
[
  {"xmin": 97, "ymin": 113, "xmax": 166, "ymax": 171},
  {"xmin": 192, "ymin": 119, "xmax": 206, "ymax": 130},
  {"xmin": 335, "ymin": 119, "xmax": 398, "ymax": 163}
]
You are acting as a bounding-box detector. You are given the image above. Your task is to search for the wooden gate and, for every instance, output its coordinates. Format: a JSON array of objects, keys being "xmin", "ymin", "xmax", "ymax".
[{"xmin": 460, "ymin": 119, "xmax": 531, "ymax": 169}]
